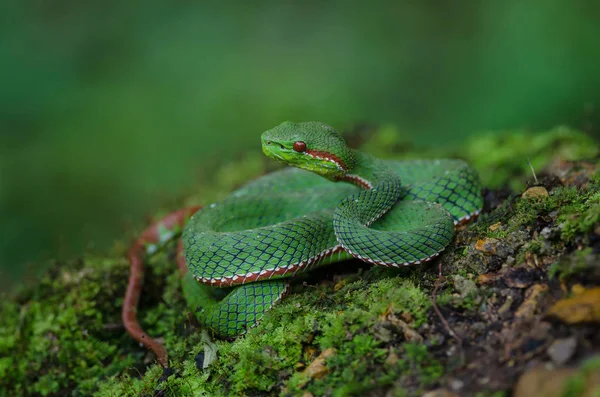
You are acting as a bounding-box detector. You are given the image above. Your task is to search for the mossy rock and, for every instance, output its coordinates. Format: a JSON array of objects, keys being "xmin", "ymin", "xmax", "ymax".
[{"xmin": 1, "ymin": 125, "xmax": 599, "ymax": 396}]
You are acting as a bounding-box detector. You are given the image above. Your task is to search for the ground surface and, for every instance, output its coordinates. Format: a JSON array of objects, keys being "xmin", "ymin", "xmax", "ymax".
[{"xmin": 1, "ymin": 126, "xmax": 599, "ymax": 397}]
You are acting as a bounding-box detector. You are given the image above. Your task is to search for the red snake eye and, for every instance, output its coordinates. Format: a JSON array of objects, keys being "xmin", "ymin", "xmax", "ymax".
[{"xmin": 293, "ymin": 141, "xmax": 307, "ymax": 152}]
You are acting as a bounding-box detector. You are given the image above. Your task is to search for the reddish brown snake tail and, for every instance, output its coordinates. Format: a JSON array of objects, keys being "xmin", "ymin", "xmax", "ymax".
[{"xmin": 122, "ymin": 206, "xmax": 202, "ymax": 368}]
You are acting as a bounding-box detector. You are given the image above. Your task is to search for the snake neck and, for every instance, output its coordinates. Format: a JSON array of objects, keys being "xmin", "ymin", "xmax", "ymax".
[
  {"xmin": 335, "ymin": 150, "xmax": 403, "ymax": 226},
  {"xmin": 337, "ymin": 150, "xmax": 397, "ymax": 190}
]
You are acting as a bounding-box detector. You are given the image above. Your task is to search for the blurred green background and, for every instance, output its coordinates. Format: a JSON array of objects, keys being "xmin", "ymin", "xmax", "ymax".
[{"xmin": 2, "ymin": 0, "xmax": 599, "ymax": 287}]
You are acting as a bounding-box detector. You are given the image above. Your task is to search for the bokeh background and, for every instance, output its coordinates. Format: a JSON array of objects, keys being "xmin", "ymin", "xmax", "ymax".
[{"xmin": 2, "ymin": 0, "xmax": 599, "ymax": 287}]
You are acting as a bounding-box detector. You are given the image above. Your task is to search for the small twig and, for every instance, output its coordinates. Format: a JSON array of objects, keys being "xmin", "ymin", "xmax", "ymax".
[
  {"xmin": 527, "ymin": 158, "xmax": 539, "ymax": 185},
  {"xmin": 431, "ymin": 262, "xmax": 465, "ymax": 366}
]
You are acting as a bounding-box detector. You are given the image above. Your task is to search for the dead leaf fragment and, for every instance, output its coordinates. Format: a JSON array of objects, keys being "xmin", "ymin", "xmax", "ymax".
[
  {"xmin": 400, "ymin": 312, "xmax": 413, "ymax": 323},
  {"xmin": 572, "ymin": 284, "xmax": 587, "ymax": 295},
  {"xmin": 385, "ymin": 350, "xmax": 399, "ymax": 366},
  {"xmin": 386, "ymin": 313, "xmax": 424, "ymax": 343},
  {"xmin": 477, "ymin": 273, "xmax": 498, "ymax": 285},
  {"xmin": 498, "ymin": 295, "xmax": 514, "ymax": 315},
  {"xmin": 524, "ymin": 251, "xmax": 541, "ymax": 269},
  {"xmin": 374, "ymin": 307, "xmax": 423, "ymax": 343},
  {"xmin": 514, "ymin": 364, "xmax": 600, "ymax": 397},
  {"xmin": 515, "ymin": 284, "xmax": 549, "ymax": 320},
  {"xmin": 333, "ymin": 279, "xmax": 347, "ymax": 291},
  {"xmin": 546, "ymin": 287, "xmax": 600, "ymax": 324},
  {"xmin": 521, "ymin": 186, "xmax": 549, "ymax": 199},
  {"xmin": 299, "ymin": 348, "xmax": 336, "ymax": 387},
  {"xmin": 488, "ymin": 221, "xmax": 502, "ymax": 231},
  {"xmin": 475, "ymin": 238, "xmax": 499, "ymax": 255}
]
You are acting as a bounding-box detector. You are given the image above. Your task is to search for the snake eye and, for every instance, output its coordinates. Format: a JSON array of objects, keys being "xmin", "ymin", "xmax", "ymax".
[{"xmin": 293, "ymin": 141, "xmax": 307, "ymax": 152}]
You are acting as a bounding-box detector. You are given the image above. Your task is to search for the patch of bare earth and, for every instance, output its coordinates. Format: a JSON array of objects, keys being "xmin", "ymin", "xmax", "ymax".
[{"xmin": 417, "ymin": 161, "xmax": 600, "ymax": 396}]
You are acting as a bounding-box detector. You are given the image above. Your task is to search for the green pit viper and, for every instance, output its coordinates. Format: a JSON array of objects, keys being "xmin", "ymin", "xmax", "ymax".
[{"xmin": 122, "ymin": 121, "xmax": 483, "ymax": 367}]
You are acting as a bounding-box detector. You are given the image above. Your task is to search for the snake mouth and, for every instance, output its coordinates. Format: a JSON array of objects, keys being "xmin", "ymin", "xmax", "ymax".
[
  {"xmin": 262, "ymin": 137, "xmax": 308, "ymax": 169},
  {"xmin": 261, "ymin": 136, "xmax": 287, "ymax": 161},
  {"xmin": 262, "ymin": 144, "xmax": 284, "ymax": 161}
]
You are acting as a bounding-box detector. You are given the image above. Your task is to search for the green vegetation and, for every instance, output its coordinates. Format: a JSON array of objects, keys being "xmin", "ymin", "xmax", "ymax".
[
  {"xmin": 560, "ymin": 356, "xmax": 600, "ymax": 397},
  {"xmin": 1, "ymin": 126, "xmax": 598, "ymax": 396},
  {"xmin": 465, "ymin": 127, "xmax": 598, "ymax": 190},
  {"xmin": 548, "ymin": 248, "xmax": 596, "ymax": 282},
  {"xmin": 511, "ymin": 185, "xmax": 600, "ymax": 242}
]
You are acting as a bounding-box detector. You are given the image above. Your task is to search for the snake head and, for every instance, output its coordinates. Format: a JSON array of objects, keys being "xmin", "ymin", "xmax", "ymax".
[{"xmin": 261, "ymin": 121, "xmax": 356, "ymax": 180}]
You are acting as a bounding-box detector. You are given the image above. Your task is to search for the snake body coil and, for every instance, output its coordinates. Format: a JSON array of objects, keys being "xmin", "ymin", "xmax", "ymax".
[{"xmin": 182, "ymin": 121, "xmax": 483, "ymax": 337}]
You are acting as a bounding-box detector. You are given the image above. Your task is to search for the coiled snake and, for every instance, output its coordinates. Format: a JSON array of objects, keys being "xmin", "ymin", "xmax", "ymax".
[{"xmin": 122, "ymin": 121, "xmax": 483, "ymax": 367}]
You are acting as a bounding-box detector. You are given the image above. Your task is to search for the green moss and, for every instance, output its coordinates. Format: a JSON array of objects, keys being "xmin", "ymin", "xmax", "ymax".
[
  {"xmin": 402, "ymin": 343, "xmax": 444, "ymax": 384},
  {"xmin": 2, "ymin": 126, "xmax": 599, "ymax": 396},
  {"xmin": 524, "ymin": 238, "xmax": 544, "ymax": 254},
  {"xmin": 560, "ymin": 191, "xmax": 600, "ymax": 242},
  {"xmin": 581, "ymin": 355, "xmax": 600, "ymax": 371},
  {"xmin": 202, "ymin": 276, "xmax": 433, "ymax": 396},
  {"xmin": 284, "ymin": 340, "xmax": 442, "ymax": 397},
  {"xmin": 464, "ymin": 126, "xmax": 598, "ymax": 190},
  {"xmin": 505, "ymin": 184, "xmax": 599, "ymax": 244},
  {"xmin": 558, "ymin": 356, "xmax": 600, "ymax": 397},
  {"xmin": 548, "ymin": 248, "xmax": 595, "ymax": 281},
  {"xmin": 0, "ymin": 257, "xmax": 140, "ymax": 396},
  {"xmin": 510, "ymin": 187, "xmax": 573, "ymax": 230},
  {"xmin": 433, "ymin": 278, "xmax": 486, "ymax": 313},
  {"xmin": 486, "ymin": 227, "xmax": 511, "ymax": 240}
]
